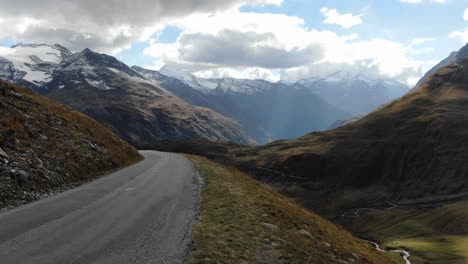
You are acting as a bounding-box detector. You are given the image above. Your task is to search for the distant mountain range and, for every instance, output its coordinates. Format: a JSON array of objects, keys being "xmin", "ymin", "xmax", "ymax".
[
  {"xmin": 134, "ymin": 65, "xmax": 350, "ymax": 144},
  {"xmin": 0, "ymin": 43, "xmax": 410, "ymax": 145},
  {"xmin": 296, "ymin": 71, "xmax": 409, "ymax": 115}
]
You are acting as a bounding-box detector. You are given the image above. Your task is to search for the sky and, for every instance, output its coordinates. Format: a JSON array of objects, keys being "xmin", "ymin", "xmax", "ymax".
[{"xmin": 0, "ymin": 0, "xmax": 467, "ymax": 86}]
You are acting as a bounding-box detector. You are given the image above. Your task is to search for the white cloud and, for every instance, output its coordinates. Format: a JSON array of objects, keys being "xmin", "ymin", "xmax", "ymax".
[
  {"xmin": 320, "ymin": 8, "xmax": 363, "ymax": 29},
  {"xmin": 411, "ymin": 37, "xmax": 434, "ymax": 45},
  {"xmin": 144, "ymin": 11, "xmax": 423, "ymax": 85},
  {"xmin": 0, "ymin": 0, "xmax": 281, "ymax": 54},
  {"xmin": 450, "ymin": 29, "xmax": 468, "ymax": 43},
  {"xmin": 464, "ymin": 8, "xmax": 468, "ymax": 21}
]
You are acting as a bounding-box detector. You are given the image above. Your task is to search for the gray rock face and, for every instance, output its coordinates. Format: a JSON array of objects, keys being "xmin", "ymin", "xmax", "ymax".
[
  {"xmin": 297, "ymin": 229, "xmax": 312, "ymax": 238},
  {"xmin": 0, "ymin": 147, "xmax": 8, "ymax": 158},
  {"xmin": 261, "ymin": 222, "xmax": 279, "ymax": 230}
]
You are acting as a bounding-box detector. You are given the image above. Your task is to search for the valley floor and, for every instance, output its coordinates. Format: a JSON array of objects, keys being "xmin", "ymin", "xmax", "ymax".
[{"xmin": 344, "ymin": 199, "xmax": 468, "ymax": 264}]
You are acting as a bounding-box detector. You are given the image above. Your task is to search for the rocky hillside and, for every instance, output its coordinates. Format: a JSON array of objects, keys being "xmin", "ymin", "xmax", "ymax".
[{"xmin": 0, "ymin": 80, "xmax": 141, "ymax": 209}]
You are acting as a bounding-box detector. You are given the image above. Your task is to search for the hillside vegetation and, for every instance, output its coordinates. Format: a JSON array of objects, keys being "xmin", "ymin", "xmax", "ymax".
[
  {"xmin": 188, "ymin": 156, "xmax": 398, "ymax": 264},
  {"xmin": 0, "ymin": 80, "xmax": 142, "ymax": 209}
]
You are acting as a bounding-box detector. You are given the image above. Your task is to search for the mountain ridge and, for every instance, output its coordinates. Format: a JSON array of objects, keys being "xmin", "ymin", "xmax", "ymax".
[{"xmin": 0, "ymin": 44, "xmax": 255, "ymax": 146}]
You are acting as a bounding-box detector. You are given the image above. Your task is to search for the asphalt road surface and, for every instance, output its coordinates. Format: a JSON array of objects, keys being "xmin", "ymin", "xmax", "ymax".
[{"xmin": 0, "ymin": 151, "xmax": 200, "ymax": 264}]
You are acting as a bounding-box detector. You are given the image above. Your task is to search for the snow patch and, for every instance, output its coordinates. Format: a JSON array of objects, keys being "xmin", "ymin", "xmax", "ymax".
[{"xmin": 0, "ymin": 44, "xmax": 65, "ymax": 84}]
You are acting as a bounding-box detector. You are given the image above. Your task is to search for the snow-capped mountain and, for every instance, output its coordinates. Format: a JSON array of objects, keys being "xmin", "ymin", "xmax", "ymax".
[
  {"xmin": 47, "ymin": 48, "xmax": 153, "ymax": 92},
  {"xmin": 159, "ymin": 65, "xmax": 409, "ymax": 116},
  {"xmin": 0, "ymin": 44, "xmax": 71, "ymax": 89},
  {"xmin": 159, "ymin": 65, "xmax": 279, "ymax": 95},
  {"xmin": 0, "ymin": 44, "xmax": 255, "ymax": 146},
  {"xmin": 296, "ymin": 71, "xmax": 409, "ymax": 115}
]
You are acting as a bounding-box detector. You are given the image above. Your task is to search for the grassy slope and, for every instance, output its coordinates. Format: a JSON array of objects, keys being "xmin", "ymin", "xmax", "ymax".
[
  {"xmin": 188, "ymin": 156, "xmax": 398, "ymax": 264},
  {"xmin": 350, "ymin": 201, "xmax": 468, "ymax": 264}
]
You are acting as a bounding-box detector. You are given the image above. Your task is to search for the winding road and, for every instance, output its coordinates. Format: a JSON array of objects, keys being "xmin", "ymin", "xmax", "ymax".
[{"xmin": 0, "ymin": 151, "xmax": 200, "ymax": 264}]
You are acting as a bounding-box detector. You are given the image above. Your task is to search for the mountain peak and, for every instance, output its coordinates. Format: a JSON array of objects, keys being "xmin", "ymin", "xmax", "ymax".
[
  {"xmin": 326, "ymin": 71, "xmax": 352, "ymax": 80},
  {"xmin": 456, "ymin": 42, "xmax": 468, "ymax": 61},
  {"xmin": 80, "ymin": 48, "xmax": 96, "ymax": 55},
  {"xmin": 0, "ymin": 43, "xmax": 72, "ymax": 86},
  {"xmin": 159, "ymin": 64, "xmax": 194, "ymax": 81}
]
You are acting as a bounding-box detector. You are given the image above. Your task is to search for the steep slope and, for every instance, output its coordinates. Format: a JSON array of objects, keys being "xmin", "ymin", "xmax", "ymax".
[
  {"xmin": 0, "ymin": 80, "xmax": 141, "ymax": 209},
  {"xmin": 134, "ymin": 66, "xmax": 350, "ymax": 144},
  {"xmin": 297, "ymin": 71, "xmax": 409, "ymax": 115},
  {"xmin": 234, "ymin": 59, "xmax": 468, "ymax": 205},
  {"xmin": 189, "ymin": 156, "xmax": 397, "ymax": 264},
  {"xmin": 0, "ymin": 44, "xmax": 255, "ymax": 146}
]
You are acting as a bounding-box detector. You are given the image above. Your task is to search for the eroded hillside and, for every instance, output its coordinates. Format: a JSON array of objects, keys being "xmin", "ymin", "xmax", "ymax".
[{"xmin": 0, "ymin": 80, "xmax": 142, "ymax": 209}]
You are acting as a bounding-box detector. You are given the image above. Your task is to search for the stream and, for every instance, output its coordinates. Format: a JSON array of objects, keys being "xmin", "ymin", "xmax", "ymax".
[
  {"xmin": 363, "ymin": 240, "xmax": 411, "ymax": 264},
  {"xmin": 340, "ymin": 204, "xmax": 411, "ymax": 264}
]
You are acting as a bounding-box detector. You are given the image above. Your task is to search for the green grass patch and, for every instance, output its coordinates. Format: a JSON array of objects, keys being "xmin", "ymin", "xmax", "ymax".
[{"xmin": 351, "ymin": 201, "xmax": 468, "ymax": 264}]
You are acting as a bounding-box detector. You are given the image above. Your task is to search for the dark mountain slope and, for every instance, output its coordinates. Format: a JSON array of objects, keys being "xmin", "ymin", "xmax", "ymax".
[{"xmin": 0, "ymin": 80, "xmax": 141, "ymax": 209}]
